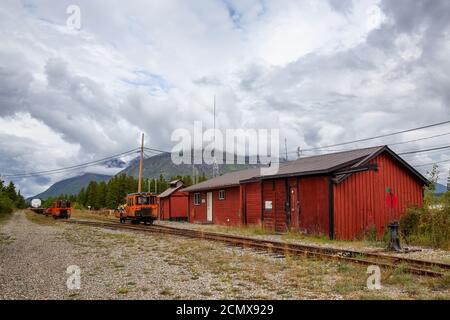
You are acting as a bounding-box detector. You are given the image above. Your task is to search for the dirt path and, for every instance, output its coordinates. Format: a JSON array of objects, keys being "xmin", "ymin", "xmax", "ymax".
[
  {"xmin": 0, "ymin": 211, "xmax": 448, "ymax": 300},
  {"xmin": 0, "ymin": 211, "xmax": 78, "ymax": 299}
]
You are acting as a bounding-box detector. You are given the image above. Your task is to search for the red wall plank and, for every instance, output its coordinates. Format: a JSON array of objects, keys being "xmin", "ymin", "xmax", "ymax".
[
  {"xmin": 244, "ymin": 181, "xmax": 262, "ymax": 225},
  {"xmin": 170, "ymin": 191, "xmax": 189, "ymax": 219},
  {"xmin": 298, "ymin": 176, "xmax": 329, "ymax": 236},
  {"xmin": 333, "ymin": 153, "xmax": 424, "ymax": 240}
]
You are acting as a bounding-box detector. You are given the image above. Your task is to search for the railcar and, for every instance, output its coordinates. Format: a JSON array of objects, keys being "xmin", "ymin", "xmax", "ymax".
[
  {"xmin": 45, "ymin": 199, "xmax": 72, "ymax": 219},
  {"xmin": 120, "ymin": 192, "xmax": 158, "ymax": 225}
]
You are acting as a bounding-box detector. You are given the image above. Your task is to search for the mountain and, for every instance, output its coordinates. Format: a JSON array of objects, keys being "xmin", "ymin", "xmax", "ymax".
[
  {"xmin": 31, "ymin": 173, "xmax": 112, "ymax": 200},
  {"xmin": 435, "ymin": 183, "xmax": 448, "ymax": 195},
  {"xmin": 118, "ymin": 152, "xmax": 264, "ymax": 179},
  {"xmin": 102, "ymin": 158, "xmax": 128, "ymax": 168}
]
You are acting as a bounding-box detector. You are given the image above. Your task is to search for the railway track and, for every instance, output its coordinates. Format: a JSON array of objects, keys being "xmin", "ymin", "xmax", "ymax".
[{"xmin": 62, "ymin": 219, "xmax": 450, "ymax": 277}]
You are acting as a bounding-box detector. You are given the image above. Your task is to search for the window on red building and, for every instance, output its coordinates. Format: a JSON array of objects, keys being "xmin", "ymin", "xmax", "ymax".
[{"xmin": 194, "ymin": 193, "xmax": 201, "ymax": 205}]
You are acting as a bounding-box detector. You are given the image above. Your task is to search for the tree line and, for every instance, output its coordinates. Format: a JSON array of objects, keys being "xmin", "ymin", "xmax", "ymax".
[
  {"xmin": 44, "ymin": 173, "xmax": 207, "ymax": 210},
  {"xmin": 0, "ymin": 180, "xmax": 27, "ymax": 214}
]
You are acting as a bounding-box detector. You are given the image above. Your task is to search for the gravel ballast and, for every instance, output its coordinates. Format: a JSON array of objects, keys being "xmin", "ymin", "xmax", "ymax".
[{"xmin": 0, "ymin": 210, "xmax": 448, "ymax": 300}]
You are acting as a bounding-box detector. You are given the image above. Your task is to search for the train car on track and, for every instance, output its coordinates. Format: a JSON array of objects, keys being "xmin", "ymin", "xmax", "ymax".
[
  {"xmin": 45, "ymin": 199, "xmax": 72, "ymax": 219},
  {"xmin": 30, "ymin": 198, "xmax": 45, "ymax": 214},
  {"xmin": 120, "ymin": 192, "xmax": 158, "ymax": 225}
]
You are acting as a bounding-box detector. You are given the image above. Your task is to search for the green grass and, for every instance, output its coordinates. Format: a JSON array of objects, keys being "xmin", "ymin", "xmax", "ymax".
[
  {"xmin": 0, "ymin": 232, "xmax": 15, "ymax": 244},
  {"xmin": 116, "ymin": 287, "xmax": 129, "ymax": 294},
  {"xmin": 24, "ymin": 210, "xmax": 56, "ymax": 225},
  {"xmin": 0, "ymin": 211, "xmax": 13, "ymax": 225},
  {"xmin": 159, "ymin": 287, "xmax": 173, "ymax": 296}
]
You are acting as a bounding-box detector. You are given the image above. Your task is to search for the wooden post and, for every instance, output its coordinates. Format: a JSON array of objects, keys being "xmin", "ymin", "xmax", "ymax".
[{"xmin": 138, "ymin": 133, "xmax": 144, "ymax": 193}]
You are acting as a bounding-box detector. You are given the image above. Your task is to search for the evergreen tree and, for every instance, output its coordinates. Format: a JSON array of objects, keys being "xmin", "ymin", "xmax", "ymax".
[
  {"xmin": 97, "ymin": 181, "xmax": 107, "ymax": 209},
  {"xmin": 198, "ymin": 172, "xmax": 207, "ymax": 183},
  {"xmin": 5, "ymin": 182, "xmax": 18, "ymax": 204}
]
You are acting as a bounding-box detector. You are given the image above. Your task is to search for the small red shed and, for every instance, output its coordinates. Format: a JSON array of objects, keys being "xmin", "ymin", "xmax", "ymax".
[
  {"xmin": 158, "ymin": 180, "xmax": 189, "ymax": 221},
  {"xmin": 182, "ymin": 168, "xmax": 261, "ymax": 225},
  {"xmin": 182, "ymin": 146, "xmax": 428, "ymax": 239}
]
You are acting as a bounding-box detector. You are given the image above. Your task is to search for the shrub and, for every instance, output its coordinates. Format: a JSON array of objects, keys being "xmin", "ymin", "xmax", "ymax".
[
  {"xmin": 399, "ymin": 206, "xmax": 421, "ymax": 239},
  {"xmin": 0, "ymin": 194, "xmax": 14, "ymax": 214},
  {"xmin": 400, "ymin": 202, "xmax": 450, "ymax": 249},
  {"xmin": 365, "ymin": 224, "xmax": 378, "ymax": 242}
]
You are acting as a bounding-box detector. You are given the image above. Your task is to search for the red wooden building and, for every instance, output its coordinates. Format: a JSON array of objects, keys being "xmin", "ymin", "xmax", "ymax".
[
  {"xmin": 182, "ymin": 146, "xmax": 427, "ymax": 240},
  {"xmin": 158, "ymin": 180, "xmax": 189, "ymax": 221}
]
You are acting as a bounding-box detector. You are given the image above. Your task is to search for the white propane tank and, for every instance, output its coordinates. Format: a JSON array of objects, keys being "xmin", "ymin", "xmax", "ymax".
[{"xmin": 31, "ymin": 199, "xmax": 42, "ymax": 208}]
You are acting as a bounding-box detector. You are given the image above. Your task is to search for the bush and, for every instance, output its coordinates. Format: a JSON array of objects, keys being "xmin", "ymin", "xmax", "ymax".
[
  {"xmin": 0, "ymin": 194, "xmax": 14, "ymax": 214},
  {"xmin": 399, "ymin": 206, "xmax": 421, "ymax": 239},
  {"xmin": 73, "ymin": 202, "xmax": 85, "ymax": 210},
  {"xmin": 400, "ymin": 203, "xmax": 450, "ymax": 249},
  {"xmin": 365, "ymin": 224, "xmax": 378, "ymax": 242}
]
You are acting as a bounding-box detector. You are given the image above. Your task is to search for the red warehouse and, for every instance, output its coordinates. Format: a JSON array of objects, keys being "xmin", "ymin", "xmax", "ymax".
[
  {"xmin": 158, "ymin": 180, "xmax": 189, "ymax": 221},
  {"xmin": 182, "ymin": 146, "xmax": 428, "ymax": 240}
]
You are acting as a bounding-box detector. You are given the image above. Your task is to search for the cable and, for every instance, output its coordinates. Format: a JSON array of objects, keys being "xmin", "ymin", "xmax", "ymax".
[
  {"xmin": 290, "ymin": 131, "xmax": 450, "ymax": 154},
  {"xmin": 291, "ymin": 120, "xmax": 450, "ymax": 152},
  {"xmin": 413, "ymin": 159, "xmax": 450, "ymax": 168},
  {"xmin": 144, "ymin": 147, "xmax": 171, "ymax": 154},
  {"xmin": 2, "ymin": 148, "xmax": 140, "ymax": 178},
  {"xmin": 398, "ymin": 145, "xmax": 450, "ymax": 156}
]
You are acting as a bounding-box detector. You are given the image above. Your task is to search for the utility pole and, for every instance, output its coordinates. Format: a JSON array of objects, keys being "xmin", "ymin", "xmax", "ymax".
[
  {"xmin": 297, "ymin": 147, "xmax": 301, "ymax": 159},
  {"xmin": 137, "ymin": 133, "xmax": 144, "ymax": 193}
]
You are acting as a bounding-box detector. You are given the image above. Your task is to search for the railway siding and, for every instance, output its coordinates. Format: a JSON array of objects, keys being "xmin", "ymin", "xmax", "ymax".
[
  {"xmin": 1, "ymin": 211, "xmax": 449, "ymax": 300},
  {"xmin": 63, "ymin": 219, "xmax": 450, "ymax": 277}
]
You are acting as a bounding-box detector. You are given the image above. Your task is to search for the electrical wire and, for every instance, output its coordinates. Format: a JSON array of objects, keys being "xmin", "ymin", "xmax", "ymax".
[
  {"xmin": 413, "ymin": 159, "xmax": 450, "ymax": 168},
  {"xmin": 398, "ymin": 145, "xmax": 450, "ymax": 156},
  {"xmin": 289, "ymin": 131, "xmax": 450, "ymax": 154},
  {"xmin": 289, "ymin": 120, "xmax": 450, "ymax": 152},
  {"xmin": 1, "ymin": 148, "xmax": 140, "ymax": 178}
]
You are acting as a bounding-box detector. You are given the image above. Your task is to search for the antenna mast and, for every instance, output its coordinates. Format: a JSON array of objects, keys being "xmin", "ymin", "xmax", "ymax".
[
  {"xmin": 284, "ymin": 138, "xmax": 288, "ymax": 161},
  {"xmin": 138, "ymin": 133, "xmax": 144, "ymax": 193},
  {"xmin": 447, "ymin": 170, "xmax": 450, "ymax": 191},
  {"xmin": 212, "ymin": 95, "xmax": 219, "ymax": 177}
]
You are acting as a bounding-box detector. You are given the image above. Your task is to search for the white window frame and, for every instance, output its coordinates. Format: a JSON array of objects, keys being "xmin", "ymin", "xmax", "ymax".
[
  {"xmin": 218, "ymin": 190, "xmax": 225, "ymax": 200},
  {"xmin": 194, "ymin": 193, "xmax": 201, "ymax": 205}
]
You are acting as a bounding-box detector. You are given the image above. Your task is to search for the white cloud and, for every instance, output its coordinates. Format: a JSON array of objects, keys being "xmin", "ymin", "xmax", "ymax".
[{"xmin": 1, "ymin": 0, "xmax": 450, "ymax": 195}]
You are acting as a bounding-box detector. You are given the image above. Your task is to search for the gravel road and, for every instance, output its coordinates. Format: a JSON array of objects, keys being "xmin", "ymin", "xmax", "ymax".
[{"xmin": 1, "ymin": 210, "xmax": 448, "ymax": 300}]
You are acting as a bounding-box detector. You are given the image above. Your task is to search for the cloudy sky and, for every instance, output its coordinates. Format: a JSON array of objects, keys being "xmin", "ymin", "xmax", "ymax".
[{"xmin": 1, "ymin": 0, "xmax": 449, "ymax": 196}]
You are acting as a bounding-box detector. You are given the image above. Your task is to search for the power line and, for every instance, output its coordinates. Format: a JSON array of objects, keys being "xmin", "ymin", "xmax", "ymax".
[
  {"xmin": 398, "ymin": 145, "xmax": 450, "ymax": 156},
  {"xmin": 286, "ymin": 131, "xmax": 450, "ymax": 157},
  {"xmin": 388, "ymin": 131, "xmax": 450, "ymax": 147},
  {"xmin": 413, "ymin": 159, "xmax": 450, "ymax": 168},
  {"xmin": 293, "ymin": 120, "xmax": 450, "ymax": 152},
  {"xmin": 144, "ymin": 147, "xmax": 171, "ymax": 154},
  {"xmin": 1, "ymin": 148, "xmax": 140, "ymax": 179}
]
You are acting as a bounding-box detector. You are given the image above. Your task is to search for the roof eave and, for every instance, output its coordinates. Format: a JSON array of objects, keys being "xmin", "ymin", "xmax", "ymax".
[
  {"xmin": 181, "ymin": 183, "xmax": 241, "ymax": 193},
  {"xmin": 239, "ymin": 156, "xmax": 369, "ymax": 183},
  {"xmin": 335, "ymin": 146, "xmax": 429, "ymax": 185}
]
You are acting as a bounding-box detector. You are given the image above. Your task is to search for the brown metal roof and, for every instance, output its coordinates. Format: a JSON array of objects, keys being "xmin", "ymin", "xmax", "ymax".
[
  {"xmin": 158, "ymin": 185, "xmax": 183, "ymax": 198},
  {"xmin": 255, "ymin": 146, "xmax": 385, "ymax": 180},
  {"xmin": 181, "ymin": 167, "xmax": 262, "ymax": 192},
  {"xmin": 181, "ymin": 145, "xmax": 428, "ymax": 192}
]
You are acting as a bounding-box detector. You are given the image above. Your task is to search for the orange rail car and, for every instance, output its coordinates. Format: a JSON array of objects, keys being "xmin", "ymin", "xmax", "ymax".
[
  {"xmin": 119, "ymin": 192, "xmax": 158, "ymax": 225},
  {"xmin": 45, "ymin": 199, "xmax": 72, "ymax": 219}
]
